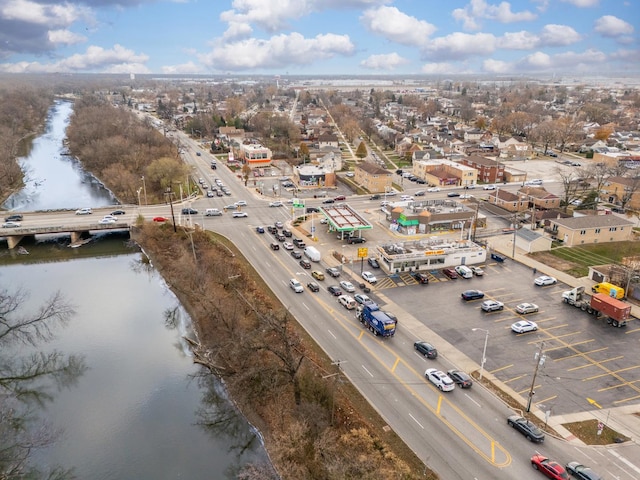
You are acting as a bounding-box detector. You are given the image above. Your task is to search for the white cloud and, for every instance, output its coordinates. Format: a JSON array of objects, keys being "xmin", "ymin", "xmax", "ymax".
[
  {"xmin": 0, "ymin": 0, "xmax": 90, "ymax": 27},
  {"xmin": 452, "ymin": 0, "xmax": 537, "ymax": 31},
  {"xmin": 222, "ymin": 21, "xmax": 254, "ymax": 41},
  {"xmin": 48, "ymin": 29, "xmax": 86, "ymax": 46},
  {"xmin": 219, "ymin": 0, "xmax": 387, "ymax": 33},
  {"xmin": 561, "ymin": 0, "xmax": 599, "ymax": 6},
  {"xmin": 482, "ymin": 58, "xmax": 512, "ymax": 73},
  {"xmin": 498, "ymin": 31, "xmax": 539, "ymax": 50},
  {"xmin": 518, "ymin": 48, "xmax": 607, "ymax": 71},
  {"xmin": 0, "ymin": 44, "xmax": 150, "ymax": 74},
  {"xmin": 200, "ymin": 32, "xmax": 354, "ymax": 71},
  {"xmin": 161, "ymin": 62, "xmax": 202, "ymax": 74},
  {"xmin": 361, "ymin": 6, "xmax": 436, "ymax": 46},
  {"xmin": 594, "ymin": 15, "xmax": 634, "ymax": 37},
  {"xmin": 539, "ymin": 24, "xmax": 582, "ymax": 46},
  {"xmin": 424, "ymin": 32, "xmax": 497, "ymax": 61},
  {"xmin": 360, "ymin": 52, "xmax": 409, "ymax": 70},
  {"xmin": 421, "ymin": 62, "xmax": 465, "ymax": 74}
]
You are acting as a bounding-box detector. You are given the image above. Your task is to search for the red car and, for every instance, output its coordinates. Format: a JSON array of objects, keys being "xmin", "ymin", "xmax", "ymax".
[
  {"xmin": 334, "ymin": 195, "xmax": 346, "ymax": 201},
  {"xmin": 153, "ymin": 216, "xmax": 168, "ymax": 222},
  {"xmin": 531, "ymin": 455, "xmax": 568, "ymax": 479},
  {"xmin": 442, "ymin": 268, "xmax": 458, "ymax": 279}
]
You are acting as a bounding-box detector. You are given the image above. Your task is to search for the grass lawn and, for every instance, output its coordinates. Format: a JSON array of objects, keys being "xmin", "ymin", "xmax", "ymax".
[{"xmin": 532, "ymin": 241, "xmax": 640, "ymax": 277}]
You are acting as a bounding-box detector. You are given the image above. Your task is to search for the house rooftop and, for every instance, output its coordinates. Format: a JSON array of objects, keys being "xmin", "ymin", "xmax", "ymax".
[{"xmin": 551, "ymin": 215, "xmax": 633, "ymax": 230}]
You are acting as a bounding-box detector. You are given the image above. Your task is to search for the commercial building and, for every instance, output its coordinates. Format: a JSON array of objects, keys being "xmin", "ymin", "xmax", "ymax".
[
  {"xmin": 413, "ymin": 159, "xmax": 477, "ymax": 188},
  {"xmin": 354, "ymin": 162, "xmax": 393, "ymax": 193},
  {"xmin": 373, "ymin": 239, "xmax": 486, "ymax": 274}
]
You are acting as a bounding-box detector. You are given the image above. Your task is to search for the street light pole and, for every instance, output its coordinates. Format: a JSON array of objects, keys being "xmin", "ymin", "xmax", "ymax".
[
  {"xmin": 472, "ymin": 328, "xmax": 489, "ymax": 380},
  {"xmin": 526, "ymin": 342, "xmax": 546, "ymax": 413},
  {"xmin": 141, "ymin": 176, "xmax": 148, "ymax": 205}
]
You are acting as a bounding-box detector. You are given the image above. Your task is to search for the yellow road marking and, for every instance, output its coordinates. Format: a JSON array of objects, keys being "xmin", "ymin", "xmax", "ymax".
[
  {"xmin": 489, "ymin": 364, "xmax": 513, "ymax": 374},
  {"xmin": 567, "ymin": 356, "xmax": 623, "ymax": 371},
  {"xmin": 556, "ymin": 347, "xmax": 608, "ymax": 361}
]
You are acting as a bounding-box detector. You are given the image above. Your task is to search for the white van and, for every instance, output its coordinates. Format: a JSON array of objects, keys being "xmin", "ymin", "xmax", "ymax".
[
  {"xmin": 338, "ymin": 295, "xmax": 356, "ymax": 310},
  {"xmin": 304, "ymin": 246, "xmax": 321, "ymax": 262},
  {"xmin": 205, "ymin": 208, "xmax": 222, "ymax": 216},
  {"xmin": 455, "ymin": 265, "xmax": 473, "ymax": 279}
]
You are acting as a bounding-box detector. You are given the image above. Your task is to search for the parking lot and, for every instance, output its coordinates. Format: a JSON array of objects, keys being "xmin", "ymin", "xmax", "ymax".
[{"xmin": 343, "ymin": 256, "xmax": 640, "ymax": 416}]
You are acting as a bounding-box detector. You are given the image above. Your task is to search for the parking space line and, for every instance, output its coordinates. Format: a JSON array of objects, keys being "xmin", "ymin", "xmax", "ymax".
[
  {"xmin": 625, "ymin": 326, "xmax": 640, "ymax": 334},
  {"xmin": 544, "ymin": 339, "xmax": 595, "ymax": 352},
  {"xmin": 518, "ymin": 384, "xmax": 539, "ymax": 395},
  {"xmin": 489, "ymin": 364, "xmax": 513, "ymax": 374},
  {"xmin": 535, "ymin": 395, "xmax": 557, "ymax": 406},
  {"xmin": 589, "ymin": 365, "xmax": 640, "ymax": 382},
  {"xmin": 546, "ymin": 323, "xmax": 568, "ymax": 333},
  {"xmin": 614, "ymin": 394, "xmax": 640, "ymax": 405},
  {"xmin": 556, "ymin": 347, "xmax": 607, "ymax": 361},
  {"xmin": 567, "ymin": 355, "xmax": 623, "ymax": 370},
  {"xmin": 503, "ymin": 374, "xmax": 527, "ymax": 384}
]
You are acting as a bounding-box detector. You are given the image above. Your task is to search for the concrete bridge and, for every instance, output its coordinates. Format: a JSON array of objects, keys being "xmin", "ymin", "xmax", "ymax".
[{"xmin": 1, "ymin": 220, "xmax": 132, "ymax": 248}]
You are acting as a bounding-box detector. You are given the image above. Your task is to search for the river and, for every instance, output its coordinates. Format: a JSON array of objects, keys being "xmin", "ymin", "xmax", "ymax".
[{"xmin": 1, "ymin": 100, "xmax": 269, "ymax": 478}]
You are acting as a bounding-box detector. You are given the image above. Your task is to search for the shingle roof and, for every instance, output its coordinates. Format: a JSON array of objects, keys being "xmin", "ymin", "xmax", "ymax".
[
  {"xmin": 551, "ymin": 215, "xmax": 633, "ymax": 230},
  {"xmin": 356, "ymin": 162, "xmax": 390, "ymax": 175}
]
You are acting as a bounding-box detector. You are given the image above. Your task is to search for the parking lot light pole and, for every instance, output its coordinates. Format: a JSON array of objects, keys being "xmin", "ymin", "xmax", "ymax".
[{"xmin": 472, "ymin": 328, "xmax": 489, "ymax": 380}]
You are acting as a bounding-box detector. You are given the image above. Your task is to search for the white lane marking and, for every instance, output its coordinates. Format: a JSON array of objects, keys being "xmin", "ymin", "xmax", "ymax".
[
  {"xmin": 610, "ymin": 449, "xmax": 640, "ymax": 477},
  {"xmin": 362, "ymin": 365, "xmax": 374, "ymax": 377},
  {"xmin": 465, "ymin": 393, "xmax": 481, "ymax": 407},
  {"xmin": 327, "ymin": 330, "xmax": 337, "ymax": 339},
  {"xmin": 409, "ymin": 413, "xmax": 424, "ymax": 429}
]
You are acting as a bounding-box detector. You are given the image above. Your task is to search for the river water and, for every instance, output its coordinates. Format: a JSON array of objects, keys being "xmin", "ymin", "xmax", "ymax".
[{"xmin": 1, "ymin": 100, "xmax": 268, "ymax": 478}]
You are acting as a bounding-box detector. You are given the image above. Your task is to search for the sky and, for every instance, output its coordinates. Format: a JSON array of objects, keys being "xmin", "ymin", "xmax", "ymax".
[{"xmin": 0, "ymin": 0, "xmax": 637, "ymax": 76}]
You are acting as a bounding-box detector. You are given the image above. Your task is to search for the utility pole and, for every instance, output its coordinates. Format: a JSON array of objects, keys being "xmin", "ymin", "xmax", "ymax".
[
  {"xmin": 526, "ymin": 341, "xmax": 546, "ymax": 413},
  {"xmin": 166, "ymin": 187, "xmax": 177, "ymax": 232}
]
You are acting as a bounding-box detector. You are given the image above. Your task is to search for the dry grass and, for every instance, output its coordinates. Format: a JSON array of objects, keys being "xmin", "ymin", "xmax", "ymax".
[{"xmin": 563, "ymin": 420, "xmax": 629, "ymax": 445}]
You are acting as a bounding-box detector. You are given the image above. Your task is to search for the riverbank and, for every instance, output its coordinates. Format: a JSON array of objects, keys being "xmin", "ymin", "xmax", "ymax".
[{"xmin": 133, "ymin": 223, "xmax": 432, "ymax": 479}]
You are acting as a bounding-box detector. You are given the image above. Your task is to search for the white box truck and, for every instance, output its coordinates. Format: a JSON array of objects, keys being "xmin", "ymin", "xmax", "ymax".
[{"xmin": 304, "ymin": 246, "xmax": 321, "ymax": 262}]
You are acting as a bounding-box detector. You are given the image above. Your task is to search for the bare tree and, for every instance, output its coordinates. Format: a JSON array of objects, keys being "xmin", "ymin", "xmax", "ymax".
[
  {"xmin": 531, "ymin": 121, "xmax": 557, "ymax": 154},
  {"xmin": 0, "ymin": 288, "xmax": 86, "ymax": 479},
  {"xmin": 555, "ymin": 166, "xmax": 589, "ymax": 212}
]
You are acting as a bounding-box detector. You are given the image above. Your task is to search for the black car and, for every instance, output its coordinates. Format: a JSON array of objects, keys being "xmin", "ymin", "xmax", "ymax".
[
  {"xmin": 447, "ymin": 369, "xmax": 473, "ymax": 388},
  {"xmin": 275, "ymin": 233, "xmax": 286, "ymax": 242},
  {"xmin": 291, "ymin": 250, "xmax": 302, "ymax": 259},
  {"xmin": 256, "ymin": 226, "xmax": 265, "ymax": 234},
  {"xmin": 4, "ymin": 214, "xmax": 23, "ymax": 222},
  {"xmin": 293, "ymin": 238, "xmax": 306, "ymax": 248},
  {"xmin": 282, "ymin": 229, "xmax": 292, "ymax": 237},
  {"xmin": 306, "ymin": 207, "xmax": 320, "ymax": 213},
  {"xmin": 411, "ymin": 271, "xmax": 429, "ymax": 284},
  {"xmin": 461, "ymin": 289, "xmax": 485, "ymax": 300},
  {"xmin": 267, "ymin": 225, "xmax": 277, "ymax": 234},
  {"xmin": 181, "ymin": 208, "xmax": 198, "ymax": 215},
  {"xmin": 326, "ymin": 267, "xmax": 341, "ymax": 278},
  {"xmin": 299, "ymin": 259, "xmax": 311, "ymax": 269},
  {"xmin": 414, "ymin": 341, "xmax": 438, "ymax": 359},
  {"xmin": 322, "ymin": 199, "xmax": 335, "ymax": 204},
  {"xmin": 370, "ymin": 194, "xmax": 381, "ymax": 200},
  {"xmin": 327, "ymin": 285, "xmax": 342, "ymax": 296},
  {"xmin": 347, "ymin": 237, "xmax": 366, "ymax": 244},
  {"xmin": 506, "ymin": 415, "xmax": 545, "ymax": 442},
  {"xmin": 307, "ymin": 281, "xmax": 320, "ymax": 292},
  {"xmin": 565, "ymin": 462, "xmax": 603, "ymax": 480},
  {"xmin": 110, "ymin": 210, "xmax": 126, "ymax": 216},
  {"xmin": 367, "ymin": 258, "xmax": 380, "ymax": 269},
  {"xmin": 447, "ymin": 192, "xmax": 460, "ymax": 197},
  {"xmin": 270, "ymin": 243, "xmax": 280, "ymax": 251}
]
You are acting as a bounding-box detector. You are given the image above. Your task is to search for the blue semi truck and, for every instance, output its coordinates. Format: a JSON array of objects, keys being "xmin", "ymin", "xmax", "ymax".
[{"xmin": 355, "ymin": 303, "xmax": 397, "ymax": 337}]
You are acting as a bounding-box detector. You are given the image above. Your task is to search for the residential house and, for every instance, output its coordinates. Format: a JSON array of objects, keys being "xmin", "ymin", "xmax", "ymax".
[
  {"xmin": 460, "ymin": 155, "xmax": 504, "ymax": 184},
  {"xmin": 547, "ymin": 215, "xmax": 633, "ymax": 246},
  {"xmin": 601, "ymin": 176, "xmax": 640, "ymax": 211},
  {"xmin": 518, "ymin": 187, "xmax": 561, "ymax": 210},
  {"xmin": 318, "ymin": 133, "xmax": 339, "ymax": 149},
  {"xmin": 354, "ymin": 162, "xmax": 393, "ymax": 193},
  {"xmin": 487, "ymin": 189, "xmax": 528, "ymax": 212}
]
